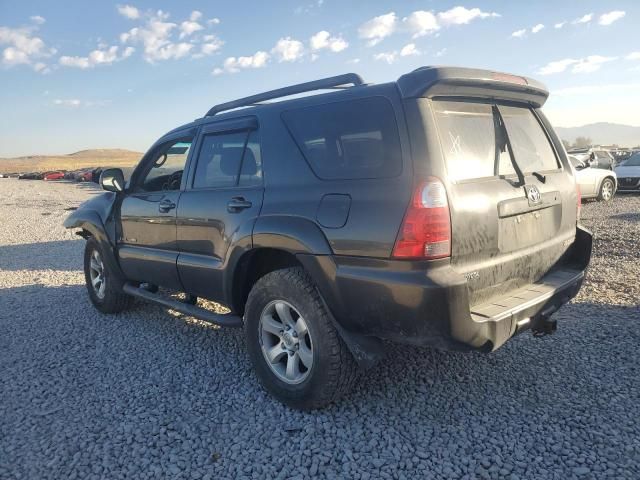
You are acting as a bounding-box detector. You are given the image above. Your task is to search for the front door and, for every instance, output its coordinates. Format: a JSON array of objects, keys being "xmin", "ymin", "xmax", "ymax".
[
  {"xmin": 176, "ymin": 121, "xmax": 264, "ymax": 301},
  {"xmin": 118, "ymin": 135, "xmax": 195, "ymax": 290}
]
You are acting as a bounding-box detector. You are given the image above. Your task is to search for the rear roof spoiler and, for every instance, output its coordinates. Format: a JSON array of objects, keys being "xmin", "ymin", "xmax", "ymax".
[{"xmin": 397, "ymin": 66, "xmax": 549, "ymax": 108}]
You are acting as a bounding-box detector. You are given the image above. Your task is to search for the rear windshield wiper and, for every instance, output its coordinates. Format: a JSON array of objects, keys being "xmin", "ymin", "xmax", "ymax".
[
  {"xmin": 493, "ymin": 106, "xmax": 525, "ymax": 186},
  {"xmin": 532, "ymin": 171, "xmax": 546, "ymax": 183}
]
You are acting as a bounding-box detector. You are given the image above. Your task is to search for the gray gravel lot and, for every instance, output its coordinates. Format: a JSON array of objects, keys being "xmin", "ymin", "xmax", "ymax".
[{"xmin": 1, "ymin": 178, "xmax": 639, "ymax": 479}]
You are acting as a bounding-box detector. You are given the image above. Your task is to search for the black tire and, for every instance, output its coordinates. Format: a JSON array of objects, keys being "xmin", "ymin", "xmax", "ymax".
[
  {"xmin": 83, "ymin": 237, "xmax": 133, "ymax": 314},
  {"xmin": 597, "ymin": 178, "xmax": 615, "ymax": 202},
  {"xmin": 245, "ymin": 267, "xmax": 358, "ymax": 410}
]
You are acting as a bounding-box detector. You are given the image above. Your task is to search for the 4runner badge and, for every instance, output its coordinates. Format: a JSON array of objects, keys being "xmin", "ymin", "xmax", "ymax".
[{"xmin": 526, "ymin": 185, "xmax": 542, "ymax": 204}]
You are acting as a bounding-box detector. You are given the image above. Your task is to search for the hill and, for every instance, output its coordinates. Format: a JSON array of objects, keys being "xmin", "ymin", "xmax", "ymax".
[
  {"xmin": 0, "ymin": 149, "xmax": 143, "ymax": 173},
  {"xmin": 555, "ymin": 123, "xmax": 640, "ymax": 148}
]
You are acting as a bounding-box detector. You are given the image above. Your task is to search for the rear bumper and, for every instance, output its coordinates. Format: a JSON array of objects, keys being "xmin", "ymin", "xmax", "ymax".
[{"xmin": 299, "ymin": 225, "xmax": 592, "ymax": 352}]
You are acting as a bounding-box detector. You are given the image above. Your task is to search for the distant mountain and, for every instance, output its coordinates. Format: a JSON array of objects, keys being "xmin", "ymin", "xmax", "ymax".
[
  {"xmin": 0, "ymin": 148, "xmax": 143, "ymax": 173},
  {"xmin": 555, "ymin": 123, "xmax": 640, "ymax": 148}
]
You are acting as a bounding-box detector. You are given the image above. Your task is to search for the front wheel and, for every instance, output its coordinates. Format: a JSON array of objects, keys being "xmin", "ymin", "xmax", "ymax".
[
  {"xmin": 244, "ymin": 267, "xmax": 358, "ymax": 410},
  {"xmin": 84, "ymin": 237, "xmax": 133, "ymax": 313},
  {"xmin": 597, "ymin": 178, "xmax": 615, "ymax": 202}
]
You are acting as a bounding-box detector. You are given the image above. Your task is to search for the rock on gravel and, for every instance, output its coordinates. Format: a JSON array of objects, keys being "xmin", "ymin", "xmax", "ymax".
[{"xmin": 0, "ymin": 179, "xmax": 639, "ymax": 479}]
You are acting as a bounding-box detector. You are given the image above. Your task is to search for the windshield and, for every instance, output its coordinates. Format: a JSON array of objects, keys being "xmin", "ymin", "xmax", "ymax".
[{"xmin": 622, "ymin": 153, "xmax": 640, "ymax": 166}]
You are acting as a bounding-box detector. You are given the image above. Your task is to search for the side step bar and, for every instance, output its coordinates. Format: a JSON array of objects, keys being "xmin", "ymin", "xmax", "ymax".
[{"xmin": 123, "ymin": 283, "xmax": 243, "ymax": 328}]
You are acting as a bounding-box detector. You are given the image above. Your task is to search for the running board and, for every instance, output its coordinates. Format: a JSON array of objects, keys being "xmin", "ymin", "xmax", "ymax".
[{"xmin": 123, "ymin": 283, "xmax": 243, "ymax": 328}]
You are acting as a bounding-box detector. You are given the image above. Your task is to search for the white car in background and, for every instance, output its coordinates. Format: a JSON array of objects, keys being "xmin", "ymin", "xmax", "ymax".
[
  {"xmin": 569, "ymin": 155, "xmax": 617, "ymax": 202},
  {"xmin": 614, "ymin": 153, "xmax": 640, "ymax": 193}
]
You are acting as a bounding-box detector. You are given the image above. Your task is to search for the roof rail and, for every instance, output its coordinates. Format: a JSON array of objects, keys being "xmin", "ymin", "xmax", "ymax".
[{"xmin": 204, "ymin": 73, "xmax": 365, "ymax": 117}]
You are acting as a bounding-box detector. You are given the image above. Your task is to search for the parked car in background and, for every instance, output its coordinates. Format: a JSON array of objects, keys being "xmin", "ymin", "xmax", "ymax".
[
  {"xmin": 43, "ymin": 171, "xmax": 66, "ymax": 181},
  {"xmin": 569, "ymin": 156, "xmax": 616, "ymax": 202},
  {"xmin": 614, "ymin": 152, "xmax": 640, "ymax": 192},
  {"xmin": 568, "ymin": 148, "xmax": 615, "ymax": 170},
  {"xmin": 18, "ymin": 172, "xmax": 41, "ymax": 180}
]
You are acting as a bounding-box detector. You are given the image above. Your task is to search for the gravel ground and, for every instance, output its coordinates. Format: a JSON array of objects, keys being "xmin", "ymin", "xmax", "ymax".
[{"xmin": 1, "ymin": 178, "xmax": 639, "ymax": 480}]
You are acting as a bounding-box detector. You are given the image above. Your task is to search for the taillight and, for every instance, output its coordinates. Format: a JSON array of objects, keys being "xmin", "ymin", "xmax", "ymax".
[
  {"xmin": 576, "ymin": 182, "xmax": 582, "ymax": 220},
  {"xmin": 393, "ymin": 177, "xmax": 451, "ymax": 259}
]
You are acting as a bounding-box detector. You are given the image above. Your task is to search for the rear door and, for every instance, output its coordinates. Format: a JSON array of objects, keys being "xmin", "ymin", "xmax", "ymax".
[
  {"xmin": 176, "ymin": 120, "xmax": 264, "ymax": 300},
  {"xmin": 431, "ymin": 100, "xmax": 576, "ymax": 305}
]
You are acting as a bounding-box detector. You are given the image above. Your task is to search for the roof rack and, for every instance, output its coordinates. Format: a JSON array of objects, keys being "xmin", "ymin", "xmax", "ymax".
[{"xmin": 204, "ymin": 73, "xmax": 365, "ymax": 117}]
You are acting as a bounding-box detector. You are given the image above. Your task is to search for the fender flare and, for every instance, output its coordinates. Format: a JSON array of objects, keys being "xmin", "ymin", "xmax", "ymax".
[{"xmin": 64, "ymin": 204, "xmax": 127, "ymax": 288}]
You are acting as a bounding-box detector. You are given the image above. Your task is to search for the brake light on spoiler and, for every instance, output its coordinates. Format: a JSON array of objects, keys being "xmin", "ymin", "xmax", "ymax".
[
  {"xmin": 393, "ymin": 177, "xmax": 451, "ymax": 259},
  {"xmin": 490, "ymin": 72, "xmax": 528, "ymax": 85}
]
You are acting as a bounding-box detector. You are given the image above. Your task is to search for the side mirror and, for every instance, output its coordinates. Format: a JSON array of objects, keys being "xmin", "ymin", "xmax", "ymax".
[{"xmin": 100, "ymin": 168, "xmax": 125, "ymax": 192}]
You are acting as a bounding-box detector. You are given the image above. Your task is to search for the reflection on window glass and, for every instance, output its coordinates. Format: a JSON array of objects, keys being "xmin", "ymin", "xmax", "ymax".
[
  {"xmin": 239, "ymin": 130, "xmax": 263, "ymax": 186},
  {"xmin": 282, "ymin": 97, "xmax": 402, "ymax": 180},
  {"xmin": 499, "ymin": 106, "xmax": 559, "ymax": 173},
  {"xmin": 433, "ymin": 101, "xmax": 513, "ymax": 181},
  {"xmin": 194, "ymin": 131, "xmax": 248, "ymax": 189},
  {"xmin": 142, "ymin": 139, "xmax": 192, "ymax": 191}
]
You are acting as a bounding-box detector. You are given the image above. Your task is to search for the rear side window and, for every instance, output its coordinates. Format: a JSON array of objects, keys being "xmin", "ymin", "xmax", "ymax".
[
  {"xmin": 282, "ymin": 97, "xmax": 402, "ymax": 180},
  {"xmin": 498, "ymin": 106, "xmax": 559, "ymax": 173}
]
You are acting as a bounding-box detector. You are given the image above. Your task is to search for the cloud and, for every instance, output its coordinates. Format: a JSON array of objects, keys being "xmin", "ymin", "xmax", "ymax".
[
  {"xmin": 400, "ymin": 43, "xmax": 420, "ymax": 57},
  {"xmin": 179, "ymin": 11, "xmax": 204, "ymax": 39},
  {"xmin": 598, "ymin": 11, "xmax": 625, "ymax": 26},
  {"xmin": 373, "ymin": 51, "xmax": 396, "ymax": 64},
  {"xmin": 120, "ymin": 10, "xmax": 195, "ymax": 62},
  {"xmin": 271, "ymin": 37, "xmax": 304, "ymax": 62},
  {"xmin": 0, "ymin": 25, "xmax": 55, "ymax": 72},
  {"xmin": 511, "ymin": 29, "xmax": 526, "ymax": 38},
  {"xmin": 358, "ymin": 12, "xmax": 397, "ymax": 46},
  {"xmin": 537, "ymin": 58, "xmax": 578, "ymax": 75},
  {"xmin": 309, "ymin": 31, "xmax": 348, "ymax": 52},
  {"xmin": 59, "ymin": 45, "xmax": 135, "ymax": 69},
  {"xmin": 572, "ymin": 13, "xmax": 593, "ymax": 25},
  {"xmin": 52, "ymin": 99, "xmax": 111, "ymax": 108},
  {"xmin": 30, "ymin": 15, "xmax": 45, "ymax": 25},
  {"xmin": 554, "ymin": 21, "xmax": 566, "ymax": 29},
  {"xmin": 627, "ymin": 52, "xmax": 640, "ymax": 61},
  {"xmin": 572, "ymin": 55, "xmax": 616, "ymax": 73},
  {"xmin": 212, "ymin": 50, "xmax": 269, "ymax": 75},
  {"xmin": 437, "ymin": 6, "xmax": 499, "ymax": 26},
  {"xmin": 207, "ymin": 18, "xmax": 221, "ymax": 25},
  {"xmin": 531, "ymin": 23, "xmax": 544, "ymax": 34},
  {"xmin": 537, "ymin": 55, "xmax": 616, "ymax": 75},
  {"xmin": 117, "ymin": 4, "xmax": 140, "ymax": 20},
  {"xmin": 198, "ymin": 34, "xmax": 224, "ymax": 56},
  {"xmin": 403, "ymin": 11, "xmax": 439, "ymax": 38}
]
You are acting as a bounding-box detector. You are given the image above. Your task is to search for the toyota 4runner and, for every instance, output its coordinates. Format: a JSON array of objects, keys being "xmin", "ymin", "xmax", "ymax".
[{"xmin": 65, "ymin": 67, "xmax": 592, "ymax": 410}]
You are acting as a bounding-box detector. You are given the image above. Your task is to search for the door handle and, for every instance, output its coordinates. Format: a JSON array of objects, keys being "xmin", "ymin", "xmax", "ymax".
[
  {"xmin": 227, "ymin": 197, "xmax": 252, "ymax": 212},
  {"xmin": 158, "ymin": 199, "xmax": 176, "ymax": 213}
]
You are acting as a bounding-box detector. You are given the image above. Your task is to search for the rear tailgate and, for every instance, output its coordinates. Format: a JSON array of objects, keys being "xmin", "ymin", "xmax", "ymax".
[{"xmin": 438, "ymin": 100, "xmax": 576, "ymax": 305}]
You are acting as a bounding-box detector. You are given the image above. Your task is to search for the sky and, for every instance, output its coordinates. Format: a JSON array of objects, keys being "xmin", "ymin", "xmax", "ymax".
[{"xmin": 1, "ymin": 0, "xmax": 639, "ymax": 157}]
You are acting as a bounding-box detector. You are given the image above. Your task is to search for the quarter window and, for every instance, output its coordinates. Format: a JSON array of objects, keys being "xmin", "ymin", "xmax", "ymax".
[{"xmin": 282, "ymin": 97, "xmax": 403, "ymax": 180}]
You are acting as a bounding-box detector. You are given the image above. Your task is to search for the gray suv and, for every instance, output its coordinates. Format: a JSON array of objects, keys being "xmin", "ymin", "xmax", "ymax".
[{"xmin": 65, "ymin": 67, "xmax": 592, "ymax": 409}]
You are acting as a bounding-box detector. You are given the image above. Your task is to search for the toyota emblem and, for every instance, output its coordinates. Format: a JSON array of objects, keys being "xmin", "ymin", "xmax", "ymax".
[{"xmin": 527, "ymin": 185, "xmax": 542, "ymax": 203}]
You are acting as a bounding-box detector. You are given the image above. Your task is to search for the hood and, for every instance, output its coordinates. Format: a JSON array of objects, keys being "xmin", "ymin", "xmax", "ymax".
[{"xmin": 615, "ymin": 165, "xmax": 640, "ymax": 176}]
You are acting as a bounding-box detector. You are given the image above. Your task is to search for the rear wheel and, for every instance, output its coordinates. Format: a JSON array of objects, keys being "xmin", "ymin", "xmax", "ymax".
[
  {"xmin": 244, "ymin": 267, "xmax": 358, "ymax": 410},
  {"xmin": 597, "ymin": 178, "xmax": 615, "ymax": 202},
  {"xmin": 84, "ymin": 237, "xmax": 133, "ymax": 313}
]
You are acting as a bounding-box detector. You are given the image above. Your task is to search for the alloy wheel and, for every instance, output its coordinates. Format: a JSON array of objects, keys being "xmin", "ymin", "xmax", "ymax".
[{"xmin": 259, "ymin": 300, "xmax": 313, "ymax": 384}]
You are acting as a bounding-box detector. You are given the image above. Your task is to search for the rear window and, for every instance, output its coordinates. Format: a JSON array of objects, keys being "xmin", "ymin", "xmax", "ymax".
[
  {"xmin": 282, "ymin": 97, "xmax": 402, "ymax": 180},
  {"xmin": 499, "ymin": 105, "xmax": 559, "ymax": 173},
  {"xmin": 433, "ymin": 101, "xmax": 514, "ymax": 181},
  {"xmin": 433, "ymin": 100, "xmax": 559, "ymax": 182}
]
